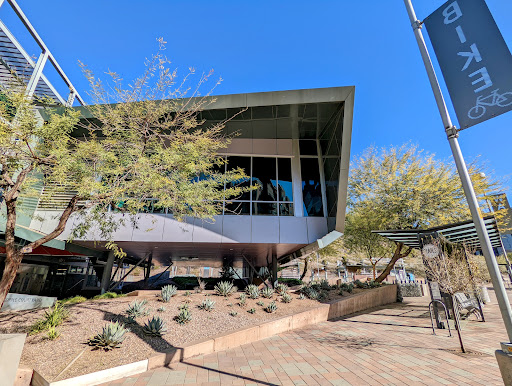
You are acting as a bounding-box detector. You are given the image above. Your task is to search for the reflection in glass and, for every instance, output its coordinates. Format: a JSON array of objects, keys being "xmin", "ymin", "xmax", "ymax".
[
  {"xmin": 226, "ymin": 156, "xmax": 251, "ymax": 200},
  {"xmin": 301, "ymin": 158, "xmax": 324, "ymax": 217},
  {"xmin": 253, "ymin": 203, "xmax": 278, "ymax": 216},
  {"xmin": 279, "ymin": 203, "xmax": 294, "ymax": 216},
  {"xmin": 252, "ymin": 157, "xmax": 277, "ymax": 201},
  {"xmin": 277, "ymin": 158, "xmax": 293, "ymax": 202},
  {"xmin": 225, "ymin": 201, "xmax": 250, "ymax": 215}
]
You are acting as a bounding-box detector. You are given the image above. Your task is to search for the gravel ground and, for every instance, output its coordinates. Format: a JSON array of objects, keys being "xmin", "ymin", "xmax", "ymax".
[{"xmin": 0, "ymin": 288, "xmax": 360, "ymax": 381}]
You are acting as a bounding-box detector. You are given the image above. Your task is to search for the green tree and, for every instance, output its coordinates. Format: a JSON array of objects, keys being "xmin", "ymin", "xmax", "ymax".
[
  {"xmin": 0, "ymin": 42, "xmax": 250, "ymax": 307},
  {"xmin": 348, "ymin": 144, "xmax": 503, "ymax": 282}
]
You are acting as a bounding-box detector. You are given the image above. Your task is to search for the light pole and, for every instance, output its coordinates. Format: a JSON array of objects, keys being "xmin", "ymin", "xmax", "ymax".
[{"xmin": 403, "ymin": 0, "xmax": 512, "ymax": 343}]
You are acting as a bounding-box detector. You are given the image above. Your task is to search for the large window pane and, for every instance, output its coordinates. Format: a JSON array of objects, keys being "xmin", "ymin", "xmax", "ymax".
[
  {"xmin": 253, "ymin": 203, "xmax": 277, "ymax": 216},
  {"xmin": 226, "ymin": 156, "xmax": 251, "ymax": 200},
  {"xmin": 277, "ymin": 158, "xmax": 293, "ymax": 202},
  {"xmin": 225, "ymin": 201, "xmax": 250, "ymax": 215},
  {"xmin": 279, "ymin": 203, "xmax": 294, "ymax": 216},
  {"xmin": 301, "ymin": 158, "xmax": 324, "ymax": 217},
  {"xmin": 252, "ymin": 157, "xmax": 277, "ymax": 201}
]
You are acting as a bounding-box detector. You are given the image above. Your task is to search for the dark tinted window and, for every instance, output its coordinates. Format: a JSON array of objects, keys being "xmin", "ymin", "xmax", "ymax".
[
  {"xmin": 301, "ymin": 158, "xmax": 323, "ymax": 217},
  {"xmin": 252, "ymin": 157, "xmax": 277, "ymax": 201},
  {"xmin": 277, "ymin": 158, "xmax": 293, "ymax": 202}
]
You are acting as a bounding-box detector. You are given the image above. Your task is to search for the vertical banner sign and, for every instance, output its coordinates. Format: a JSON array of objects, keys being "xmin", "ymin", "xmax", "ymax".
[{"xmin": 424, "ymin": 0, "xmax": 512, "ymax": 129}]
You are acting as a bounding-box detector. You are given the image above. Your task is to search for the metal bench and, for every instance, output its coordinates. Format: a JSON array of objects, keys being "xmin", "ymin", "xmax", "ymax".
[{"xmin": 454, "ymin": 292, "xmax": 482, "ymax": 320}]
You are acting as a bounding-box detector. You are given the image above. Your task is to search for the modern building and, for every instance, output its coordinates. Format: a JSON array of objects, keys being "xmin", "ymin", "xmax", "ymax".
[{"xmin": 0, "ymin": 1, "xmax": 354, "ymax": 297}]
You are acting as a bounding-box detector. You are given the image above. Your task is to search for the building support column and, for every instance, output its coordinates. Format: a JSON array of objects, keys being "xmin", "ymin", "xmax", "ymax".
[
  {"xmin": 100, "ymin": 251, "xmax": 115, "ymax": 294},
  {"xmin": 144, "ymin": 253, "xmax": 153, "ymax": 287}
]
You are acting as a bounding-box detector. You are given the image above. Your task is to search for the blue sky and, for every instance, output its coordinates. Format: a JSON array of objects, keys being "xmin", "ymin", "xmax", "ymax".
[{"xmin": 3, "ymin": 0, "xmax": 512, "ymax": 196}]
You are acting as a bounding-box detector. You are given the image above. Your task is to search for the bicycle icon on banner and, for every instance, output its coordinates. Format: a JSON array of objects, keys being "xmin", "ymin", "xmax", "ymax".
[{"xmin": 467, "ymin": 88, "xmax": 512, "ymax": 119}]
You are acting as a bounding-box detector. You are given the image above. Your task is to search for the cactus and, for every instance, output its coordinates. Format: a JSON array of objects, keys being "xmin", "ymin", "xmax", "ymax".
[
  {"xmin": 281, "ymin": 293, "xmax": 292, "ymax": 303},
  {"xmin": 264, "ymin": 301, "xmax": 278, "ymax": 313},
  {"xmin": 174, "ymin": 307, "xmax": 192, "ymax": 325},
  {"xmin": 247, "ymin": 308, "xmax": 256, "ymax": 314},
  {"xmin": 214, "ymin": 281, "xmax": 237, "ymax": 297},
  {"xmin": 143, "ymin": 316, "xmax": 167, "ymax": 337},
  {"xmin": 126, "ymin": 300, "xmax": 148, "ymax": 318},
  {"xmin": 238, "ymin": 293, "xmax": 247, "ymax": 307},
  {"xmin": 161, "ymin": 285, "xmax": 178, "ymax": 302},
  {"xmin": 88, "ymin": 321, "xmax": 128, "ymax": 350},
  {"xmin": 261, "ymin": 287, "xmax": 274, "ymax": 299},
  {"xmin": 299, "ymin": 293, "xmax": 306, "ymax": 300},
  {"xmin": 198, "ymin": 298, "xmax": 216, "ymax": 311},
  {"xmin": 256, "ymin": 300, "xmax": 265, "ymax": 306},
  {"xmin": 245, "ymin": 284, "xmax": 260, "ymax": 299},
  {"xmin": 275, "ymin": 283, "xmax": 289, "ymax": 295}
]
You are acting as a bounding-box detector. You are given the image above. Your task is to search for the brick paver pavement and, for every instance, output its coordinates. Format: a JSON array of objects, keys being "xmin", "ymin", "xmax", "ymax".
[{"xmin": 102, "ymin": 290, "xmax": 510, "ymax": 385}]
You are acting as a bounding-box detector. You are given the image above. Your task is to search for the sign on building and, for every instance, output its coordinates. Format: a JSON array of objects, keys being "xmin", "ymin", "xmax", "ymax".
[{"xmin": 424, "ymin": 0, "xmax": 512, "ymax": 129}]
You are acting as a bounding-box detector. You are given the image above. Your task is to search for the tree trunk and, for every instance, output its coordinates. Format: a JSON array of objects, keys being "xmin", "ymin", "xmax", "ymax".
[
  {"xmin": 300, "ymin": 257, "xmax": 309, "ymax": 280},
  {"xmin": 374, "ymin": 243, "xmax": 412, "ymax": 283},
  {"xmin": 0, "ymin": 253, "xmax": 23, "ymax": 309},
  {"xmin": 372, "ymin": 264, "xmax": 376, "ymax": 280},
  {"xmin": 0, "ymin": 198, "xmax": 20, "ymax": 309}
]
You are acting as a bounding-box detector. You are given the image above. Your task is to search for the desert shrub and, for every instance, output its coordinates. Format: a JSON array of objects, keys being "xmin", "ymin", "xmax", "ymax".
[
  {"xmin": 143, "ymin": 316, "xmax": 167, "ymax": 337},
  {"xmin": 229, "ymin": 310, "xmax": 238, "ymax": 317},
  {"xmin": 275, "ymin": 283, "xmax": 289, "ymax": 295},
  {"xmin": 264, "ymin": 301, "xmax": 277, "ymax": 313},
  {"xmin": 175, "ymin": 308, "xmax": 192, "ymax": 325},
  {"xmin": 30, "ymin": 303, "xmax": 69, "ymax": 335},
  {"xmin": 46, "ymin": 326, "xmax": 60, "ymax": 340},
  {"xmin": 281, "ymin": 293, "xmax": 292, "ymax": 303},
  {"xmin": 60, "ymin": 295, "xmax": 87, "ymax": 305},
  {"xmin": 319, "ymin": 280, "xmax": 331, "ymax": 291},
  {"xmin": 277, "ymin": 278, "xmax": 303, "ymax": 286},
  {"xmin": 198, "ymin": 298, "xmax": 216, "ymax": 311},
  {"xmin": 318, "ymin": 290, "xmax": 329, "ymax": 301},
  {"xmin": 245, "ymin": 284, "xmax": 260, "ymax": 299},
  {"xmin": 238, "ymin": 293, "xmax": 247, "ymax": 307},
  {"xmin": 88, "ymin": 321, "xmax": 128, "ymax": 350},
  {"xmin": 126, "ymin": 300, "xmax": 148, "ymax": 318},
  {"xmin": 261, "ymin": 287, "xmax": 274, "ymax": 299},
  {"xmin": 339, "ymin": 283, "xmax": 354, "ymax": 294},
  {"xmin": 157, "ymin": 306, "xmax": 166, "ymax": 312},
  {"xmin": 248, "ymin": 308, "xmax": 256, "ymax": 314},
  {"xmin": 300, "ymin": 286, "xmax": 319, "ymax": 300},
  {"xmin": 214, "ymin": 281, "xmax": 237, "ymax": 297},
  {"xmin": 93, "ymin": 292, "xmax": 121, "ymax": 300},
  {"xmin": 256, "ymin": 300, "xmax": 265, "ymax": 306},
  {"xmin": 161, "ymin": 285, "xmax": 178, "ymax": 302}
]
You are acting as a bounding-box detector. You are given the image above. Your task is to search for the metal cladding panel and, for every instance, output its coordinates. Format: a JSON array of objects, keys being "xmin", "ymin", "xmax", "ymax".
[
  {"xmin": 279, "ymin": 217, "xmax": 308, "ymax": 244},
  {"xmin": 221, "ymin": 216, "xmax": 252, "ymax": 243},
  {"xmin": 251, "ymin": 216, "xmax": 279, "ymax": 244},
  {"xmin": 193, "ymin": 216, "xmax": 224, "ymax": 243},
  {"xmin": 306, "ymin": 217, "xmax": 329, "ymax": 244}
]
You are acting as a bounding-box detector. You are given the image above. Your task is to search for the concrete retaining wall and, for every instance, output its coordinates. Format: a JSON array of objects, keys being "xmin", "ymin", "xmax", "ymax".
[{"xmin": 30, "ymin": 285, "xmax": 397, "ymax": 385}]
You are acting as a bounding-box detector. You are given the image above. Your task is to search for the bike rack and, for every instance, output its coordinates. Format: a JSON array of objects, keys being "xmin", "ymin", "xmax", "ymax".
[{"xmin": 429, "ymin": 300, "xmax": 452, "ymax": 337}]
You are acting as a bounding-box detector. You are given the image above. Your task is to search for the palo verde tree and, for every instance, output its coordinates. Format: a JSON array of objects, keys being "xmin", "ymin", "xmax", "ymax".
[
  {"xmin": 347, "ymin": 144, "xmax": 504, "ymax": 282},
  {"xmin": 0, "ymin": 40, "xmax": 250, "ymax": 308}
]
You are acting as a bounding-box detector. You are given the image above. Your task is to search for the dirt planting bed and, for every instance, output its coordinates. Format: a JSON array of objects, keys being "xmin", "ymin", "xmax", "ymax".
[{"xmin": 0, "ymin": 287, "xmax": 362, "ymax": 381}]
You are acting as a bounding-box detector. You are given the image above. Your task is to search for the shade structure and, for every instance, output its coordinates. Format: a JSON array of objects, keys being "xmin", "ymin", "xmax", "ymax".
[{"xmin": 373, "ymin": 216, "xmax": 503, "ymax": 251}]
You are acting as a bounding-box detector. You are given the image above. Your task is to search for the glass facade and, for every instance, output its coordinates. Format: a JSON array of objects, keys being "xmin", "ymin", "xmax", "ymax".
[{"xmin": 224, "ymin": 156, "xmax": 293, "ymax": 216}]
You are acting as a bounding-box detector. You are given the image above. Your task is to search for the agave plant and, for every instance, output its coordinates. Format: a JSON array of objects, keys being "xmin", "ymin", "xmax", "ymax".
[
  {"xmin": 126, "ymin": 300, "xmax": 148, "ymax": 318},
  {"xmin": 247, "ymin": 308, "xmax": 256, "ymax": 314},
  {"xmin": 261, "ymin": 287, "xmax": 274, "ymax": 299},
  {"xmin": 264, "ymin": 301, "xmax": 278, "ymax": 313},
  {"xmin": 143, "ymin": 316, "xmax": 167, "ymax": 337},
  {"xmin": 281, "ymin": 293, "xmax": 292, "ymax": 303},
  {"xmin": 198, "ymin": 298, "xmax": 216, "ymax": 311},
  {"xmin": 256, "ymin": 300, "xmax": 265, "ymax": 307},
  {"xmin": 238, "ymin": 293, "xmax": 247, "ymax": 307},
  {"xmin": 157, "ymin": 306, "xmax": 166, "ymax": 312},
  {"xmin": 301, "ymin": 287, "xmax": 319, "ymax": 300},
  {"xmin": 161, "ymin": 285, "xmax": 178, "ymax": 302},
  {"xmin": 245, "ymin": 284, "xmax": 260, "ymax": 299},
  {"xmin": 275, "ymin": 283, "xmax": 289, "ymax": 295},
  {"xmin": 229, "ymin": 310, "xmax": 238, "ymax": 317},
  {"xmin": 214, "ymin": 281, "xmax": 237, "ymax": 297},
  {"xmin": 174, "ymin": 308, "xmax": 192, "ymax": 325},
  {"xmin": 88, "ymin": 321, "xmax": 128, "ymax": 350},
  {"xmin": 299, "ymin": 293, "xmax": 306, "ymax": 300}
]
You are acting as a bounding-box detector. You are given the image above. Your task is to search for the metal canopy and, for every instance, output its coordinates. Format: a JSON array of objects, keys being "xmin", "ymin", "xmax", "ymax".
[
  {"xmin": 0, "ymin": 0, "xmax": 85, "ymax": 106},
  {"xmin": 373, "ymin": 216, "xmax": 503, "ymax": 250}
]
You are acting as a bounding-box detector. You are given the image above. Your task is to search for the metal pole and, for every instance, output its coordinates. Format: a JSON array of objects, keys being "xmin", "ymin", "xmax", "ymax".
[{"xmin": 404, "ymin": 0, "xmax": 512, "ymax": 342}]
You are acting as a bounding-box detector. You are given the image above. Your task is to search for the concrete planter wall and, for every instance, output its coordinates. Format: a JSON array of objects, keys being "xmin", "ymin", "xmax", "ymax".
[{"xmin": 29, "ymin": 284, "xmax": 397, "ymax": 386}]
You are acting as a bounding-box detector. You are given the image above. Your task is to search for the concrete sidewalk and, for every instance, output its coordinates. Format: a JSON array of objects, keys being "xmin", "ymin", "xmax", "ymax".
[{"xmin": 102, "ymin": 291, "xmax": 508, "ymax": 385}]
